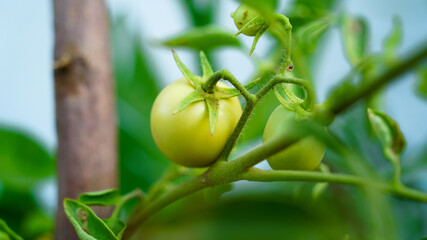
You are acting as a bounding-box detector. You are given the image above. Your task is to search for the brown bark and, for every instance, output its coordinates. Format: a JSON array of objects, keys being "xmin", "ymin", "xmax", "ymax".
[{"xmin": 53, "ymin": 0, "xmax": 117, "ymax": 238}]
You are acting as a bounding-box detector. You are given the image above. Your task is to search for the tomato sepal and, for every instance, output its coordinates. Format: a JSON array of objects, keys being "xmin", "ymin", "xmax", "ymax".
[{"xmin": 216, "ymin": 77, "xmax": 260, "ymax": 98}]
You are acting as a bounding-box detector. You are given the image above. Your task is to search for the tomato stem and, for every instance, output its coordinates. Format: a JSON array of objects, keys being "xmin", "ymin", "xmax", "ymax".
[
  {"xmin": 203, "ymin": 69, "xmax": 257, "ymax": 102},
  {"xmin": 270, "ymin": 14, "xmax": 293, "ymax": 74}
]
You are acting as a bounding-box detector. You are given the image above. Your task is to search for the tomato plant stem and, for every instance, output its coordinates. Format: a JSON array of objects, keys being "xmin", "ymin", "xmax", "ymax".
[
  {"xmin": 203, "ymin": 69, "xmax": 257, "ymax": 102},
  {"xmin": 270, "ymin": 14, "xmax": 293, "ymax": 73},
  {"xmin": 326, "ymin": 40, "xmax": 427, "ymax": 115},
  {"xmin": 241, "ymin": 168, "xmax": 427, "ymax": 202}
]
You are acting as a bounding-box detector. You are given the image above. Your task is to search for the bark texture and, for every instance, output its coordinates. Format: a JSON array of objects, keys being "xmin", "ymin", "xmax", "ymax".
[{"xmin": 53, "ymin": 0, "xmax": 117, "ymax": 238}]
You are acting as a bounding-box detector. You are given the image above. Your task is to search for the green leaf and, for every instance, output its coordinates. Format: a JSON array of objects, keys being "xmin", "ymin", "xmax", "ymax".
[
  {"xmin": 0, "ymin": 128, "xmax": 54, "ymax": 190},
  {"xmin": 172, "ymin": 49, "xmax": 202, "ymax": 86},
  {"xmin": 297, "ymin": 16, "xmax": 334, "ymax": 54},
  {"xmin": 78, "ymin": 189, "xmax": 121, "ymax": 206},
  {"xmin": 341, "ymin": 15, "xmax": 368, "ymax": 65},
  {"xmin": 202, "ymin": 183, "xmax": 233, "ymax": 205},
  {"xmin": 206, "ymin": 99, "xmax": 219, "ymax": 136},
  {"xmin": 103, "ymin": 218, "xmax": 126, "ymax": 239},
  {"xmin": 200, "ymin": 51, "xmax": 213, "ymax": 80},
  {"xmin": 0, "ymin": 219, "xmax": 23, "ymax": 240},
  {"xmin": 417, "ymin": 66, "xmax": 427, "ymax": 98},
  {"xmin": 63, "ymin": 199, "xmax": 118, "ymax": 240},
  {"xmin": 383, "ymin": 17, "xmax": 402, "ymax": 64},
  {"xmin": 0, "ymin": 231, "xmax": 9, "ymax": 240},
  {"xmin": 367, "ymin": 108, "xmax": 406, "ymax": 156},
  {"xmin": 161, "ymin": 26, "xmax": 241, "ymax": 51},
  {"xmin": 112, "ymin": 18, "xmax": 169, "ymax": 194}
]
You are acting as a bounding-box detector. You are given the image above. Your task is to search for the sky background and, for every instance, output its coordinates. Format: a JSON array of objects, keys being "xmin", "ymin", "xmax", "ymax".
[{"xmin": 0, "ymin": 0, "xmax": 427, "ymax": 156}]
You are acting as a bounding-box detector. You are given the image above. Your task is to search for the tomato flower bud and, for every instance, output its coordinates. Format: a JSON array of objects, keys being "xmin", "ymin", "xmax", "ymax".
[{"xmin": 231, "ymin": 4, "xmax": 263, "ymax": 36}]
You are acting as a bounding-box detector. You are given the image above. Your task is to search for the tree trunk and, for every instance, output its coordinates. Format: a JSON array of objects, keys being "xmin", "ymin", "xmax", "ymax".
[{"xmin": 53, "ymin": 0, "xmax": 117, "ymax": 238}]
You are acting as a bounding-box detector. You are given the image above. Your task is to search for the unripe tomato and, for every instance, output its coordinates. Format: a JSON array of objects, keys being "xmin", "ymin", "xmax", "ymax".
[
  {"xmin": 263, "ymin": 105, "xmax": 326, "ymax": 171},
  {"xmin": 231, "ymin": 4, "xmax": 263, "ymax": 36},
  {"xmin": 151, "ymin": 78, "xmax": 242, "ymax": 168}
]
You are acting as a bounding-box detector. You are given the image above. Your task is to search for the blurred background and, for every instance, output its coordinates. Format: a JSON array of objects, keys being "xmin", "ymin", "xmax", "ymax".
[{"xmin": 1, "ymin": 0, "xmax": 427, "ymax": 239}]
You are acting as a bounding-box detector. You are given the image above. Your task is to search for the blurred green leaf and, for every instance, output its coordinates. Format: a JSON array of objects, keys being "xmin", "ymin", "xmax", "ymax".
[
  {"xmin": 297, "ymin": 16, "xmax": 334, "ymax": 54},
  {"xmin": 417, "ymin": 66, "xmax": 427, "ymax": 98},
  {"xmin": 367, "ymin": 108, "xmax": 405, "ymax": 156},
  {"xmin": 135, "ymin": 195, "xmax": 364, "ymax": 240},
  {"xmin": 0, "ymin": 219, "xmax": 22, "ymax": 240},
  {"xmin": 341, "ymin": 15, "xmax": 368, "ymax": 65},
  {"xmin": 202, "ymin": 184, "xmax": 233, "ymax": 205},
  {"xmin": 0, "ymin": 128, "xmax": 54, "ymax": 190},
  {"xmin": 181, "ymin": 0, "xmax": 214, "ymax": 27},
  {"xmin": 286, "ymin": 0, "xmax": 337, "ymax": 28},
  {"xmin": 111, "ymin": 19, "xmax": 169, "ymax": 193},
  {"xmin": 64, "ymin": 199, "xmax": 118, "ymax": 240},
  {"xmin": 20, "ymin": 210, "xmax": 53, "ymax": 239},
  {"xmin": 383, "ymin": 17, "xmax": 402, "ymax": 65},
  {"xmin": 78, "ymin": 189, "xmax": 121, "ymax": 206},
  {"xmin": 160, "ymin": 26, "xmax": 241, "ymax": 51},
  {"xmin": 0, "ymin": 231, "xmax": 9, "ymax": 240}
]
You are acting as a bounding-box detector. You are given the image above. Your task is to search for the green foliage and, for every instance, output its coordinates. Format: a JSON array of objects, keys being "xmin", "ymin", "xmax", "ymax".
[
  {"xmin": 0, "ymin": 219, "xmax": 22, "ymax": 240},
  {"xmin": 0, "ymin": 128, "xmax": 54, "ymax": 190},
  {"xmin": 341, "ymin": 15, "xmax": 369, "ymax": 65},
  {"xmin": 63, "ymin": 199, "xmax": 119, "ymax": 240},
  {"xmin": 111, "ymin": 19, "xmax": 169, "ymax": 194},
  {"xmin": 383, "ymin": 17, "xmax": 402, "ymax": 64},
  {"xmin": 0, "ymin": 127, "xmax": 54, "ymax": 239},
  {"xmin": 160, "ymin": 26, "xmax": 241, "ymax": 52},
  {"xmin": 78, "ymin": 189, "xmax": 121, "ymax": 206},
  {"xmin": 367, "ymin": 109, "xmax": 406, "ymax": 157}
]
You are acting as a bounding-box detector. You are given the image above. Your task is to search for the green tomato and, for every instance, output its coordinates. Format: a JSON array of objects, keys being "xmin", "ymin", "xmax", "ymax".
[
  {"xmin": 231, "ymin": 3, "xmax": 263, "ymax": 36},
  {"xmin": 151, "ymin": 78, "xmax": 242, "ymax": 168},
  {"xmin": 263, "ymin": 105, "xmax": 326, "ymax": 171}
]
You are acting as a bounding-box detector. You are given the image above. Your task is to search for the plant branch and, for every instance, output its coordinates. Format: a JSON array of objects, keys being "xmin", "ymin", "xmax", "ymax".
[
  {"xmin": 241, "ymin": 168, "xmax": 427, "ymax": 202},
  {"xmin": 327, "ymin": 41, "xmax": 427, "ymax": 115},
  {"xmin": 203, "ymin": 69, "xmax": 256, "ymax": 103},
  {"xmin": 270, "ymin": 14, "xmax": 293, "ymax": 73}
]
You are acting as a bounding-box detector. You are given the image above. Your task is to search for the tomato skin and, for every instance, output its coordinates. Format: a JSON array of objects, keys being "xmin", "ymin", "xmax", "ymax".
[
  {"xmin": 263, "ymin": 105, "xmax": 326, "ymax": 171},
  {"xmin": 151, "ymin": 78, "xmax": 242, "ymax": 168},
  {"xmin": 232, "ymin": 4, "xmax": 262, "ymax": 36}
]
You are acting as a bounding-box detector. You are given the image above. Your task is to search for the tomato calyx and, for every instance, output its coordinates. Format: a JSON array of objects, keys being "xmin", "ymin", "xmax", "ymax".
[{"xmin": 172, "ymin": 50, "xmax": 258, "ymax": 135}]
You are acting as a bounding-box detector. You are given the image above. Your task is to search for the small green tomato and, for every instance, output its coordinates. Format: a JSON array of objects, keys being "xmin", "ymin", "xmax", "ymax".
[
  {"xmin": 263, "ymin": 105, "xmax": 326, "ymax": 171},
  {"xmin": 151, "ymin": 78, "xmax": 242, "ymax": 168},
  {"xmin": 231, "ymin": 3, "xmax": 263, "ymax": 36}
]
